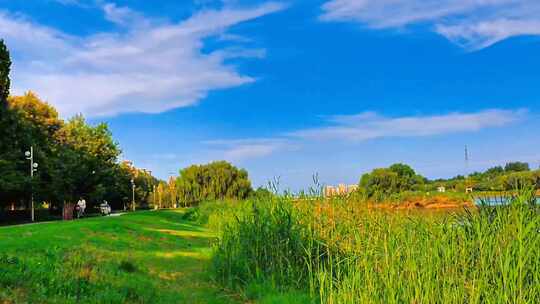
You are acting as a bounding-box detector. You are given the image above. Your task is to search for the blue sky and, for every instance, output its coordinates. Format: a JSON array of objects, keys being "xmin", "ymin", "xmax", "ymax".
[{"xmin": 1, "ymin": 0, "xmax": 539, "ymax": 190}]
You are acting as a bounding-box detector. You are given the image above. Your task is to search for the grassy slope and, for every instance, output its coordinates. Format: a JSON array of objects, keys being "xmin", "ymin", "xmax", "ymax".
[{"xmin": 0, "ymin": 210, "xmax": 237, "ymax": 304}]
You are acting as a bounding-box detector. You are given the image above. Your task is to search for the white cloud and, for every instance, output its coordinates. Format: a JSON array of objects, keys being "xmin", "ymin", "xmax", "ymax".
[
  {"xmin": 1, "ymin": 2, "xmax": 285, "ymax": 117},
  {"xmin": 203, "ymin": 138, "xmax": 293, "ymax": 161},
  {"xmin": 436, "ymin": 18, "xmax": 540, "ymax": 50},
  {"xmin": 290, "ymin": 109, "xmax": 526, "ymax": 141},
  {"xmin": 201, "ymin": 109, "xmax": 525, "ymax": 161},
  {"xmin": 102, "ymin": 2, "xmax": 148, "ymax": 28},
  {"xmin": 320, "ymin": 0, "xmax": 540, "ymax": 50}
]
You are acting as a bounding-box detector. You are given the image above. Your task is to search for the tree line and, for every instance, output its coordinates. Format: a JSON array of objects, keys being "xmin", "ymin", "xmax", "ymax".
[
  {"xmin": 0, "ymin": 40, "xmax": 255, "ymax": 217},
  {"xmin": 359, "ymin": 162, "xmax": 540, "ymax": 200},
  {"xmin": 0, "ymin": 39, "xmax": 154, "ymax": 212}
]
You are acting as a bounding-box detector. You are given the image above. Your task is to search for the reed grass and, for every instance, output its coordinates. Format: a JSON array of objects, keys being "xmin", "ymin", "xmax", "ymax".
[{"xmin": 204, "ymin": 189, "xmax": 540, "ymax": 303}]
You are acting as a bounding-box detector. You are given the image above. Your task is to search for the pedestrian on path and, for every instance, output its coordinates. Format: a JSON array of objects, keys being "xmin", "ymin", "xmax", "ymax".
[{"xmin": 76, "ymin": 197, "xmax": 86, "ymax": 218}]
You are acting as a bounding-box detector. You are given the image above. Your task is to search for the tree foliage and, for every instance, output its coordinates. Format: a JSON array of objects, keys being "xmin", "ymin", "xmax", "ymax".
[
  {"xmin": 0, "ymin": 81, "xmax": 158, "ymax": 210},
  {"xmin": 0, "ymin": 94, "xmax": 159, "ymax": 211},
  {"xmin": 1, "ymin": 41, "xmax": 257, "ymax": 215},
  {"xmin": 0, "ymin": 92, "xmax": 151, "ymax": 210},
  {"xmin": 0, "ymin": 39, "xmax": 10, "ymax": 105},
  {"xmin": 360, "ymin": 163, "xmax": 426, "ymax": 199},
  {"xmin": 360, "ymin": 161, "xmax": 540, "ymax": 197},
  {"xmin": 504, "ymin": 162, "xmax": 530, "ymax": 173},
  {"xmin": 0, "ymin": 49, "xmax": 33, "ymax": 205},
  {"xmin": 360, "ymin": 168, "xmax": 399, "ymax": 199},
  {"xmin": 175, "ymin": 161, "xmax": 252, "ymax": 206}
]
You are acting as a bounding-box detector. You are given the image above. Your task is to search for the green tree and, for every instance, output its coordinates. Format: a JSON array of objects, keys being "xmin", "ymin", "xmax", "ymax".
[
  {"xmin": 389, "ymin": 163, "xmax": 415, "ymax": 179},
  {"xmin": 6, "ymin": 93, "xmax": 64, "ymax": 207},
  {"xmin": 166, "ymin": 177, "xmax": 178, "ymax": 208},
  {"xmin": 360, "ymin": 168, "xmax": 399, "ymax": 200},
  {"xmin": 108, "ymin": 163, "xmax": 133, "ymax": 210},
  {"xmin": 485, "ymin": 166, "xmax": 504, "ymax": 176},
  {"xmin": 0, "ymin": 42, "xmax": 30, "ymax": 209},
  {"xmin": 133, "ymin": 170, "xmax": 158, "ymax": 208},
  {"xmin": 388, "ymin": 163, "xmax": 425, "ymax": 191},
  {"xmin": 503, "ymin": 171, "xmax": 537, "ymax": 190},
  {"xmin": 51, "ymin": 115, "xmax": 123, "ymax": 208},
  {"xmin": 176, "ymin": 161, "xmax": 252, "ymax": 206},
  {"xmin": 505, "ymin": 162, "xmax": 530, "ymax": 172},
  {"xmin": 0, "ymin": 39, "xmax": 158, "ymax": 213},
  {"xmin": 0, "ymin": 39, "xmax": 10, "ymax": 105},
  {"xmin": 359, "ymin": 164, "xmax": 426, "ymax": 199}
]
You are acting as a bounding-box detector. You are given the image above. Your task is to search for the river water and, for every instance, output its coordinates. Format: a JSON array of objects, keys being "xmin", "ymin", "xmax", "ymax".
[{"xmin": 474, "ymin": 196, "xmax": 540, "ymax": 206}]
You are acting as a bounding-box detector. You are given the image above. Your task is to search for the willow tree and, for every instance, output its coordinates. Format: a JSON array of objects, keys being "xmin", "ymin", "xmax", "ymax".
[{"xmin": 176, "ymin": 161, "xmax": 252, "ymax": 206}]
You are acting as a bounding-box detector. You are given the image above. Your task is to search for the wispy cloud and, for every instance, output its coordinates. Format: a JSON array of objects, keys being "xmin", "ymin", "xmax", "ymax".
[
  {"xmin": 202, "ymin": 109, "xmax": 525, "ymax": 161},
  {"xmin": 101, "ymin": 2, "xmax": 149, "ymax": 28},
  {"xmin": 203, "ymin": 138, "xmax": 294, "ymax": 162},
  {"xmin": 320, "ymin": 0, "xmax": 540, "ymax": 50},
  {"xmin": 291, "ymin": 109, "xmax": 526, "ymax": 141},
  {"xmin": 1, "ymin": 2, "xmax": 285, "ymax": 117}
]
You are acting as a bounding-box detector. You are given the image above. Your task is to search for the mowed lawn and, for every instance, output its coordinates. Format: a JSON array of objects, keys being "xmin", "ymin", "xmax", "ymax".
[{"xmin": 0, "ymin": 210, "xmax": 238, "ymax": 304}]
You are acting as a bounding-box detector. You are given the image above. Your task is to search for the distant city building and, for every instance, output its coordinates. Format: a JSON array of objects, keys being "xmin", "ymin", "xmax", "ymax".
[
  {"xmin": 348, "ymin": 184, "xmax": 358, "ymax": 192},
  {"xmin": 324, "ymin": 184, "xmax": 358, "ymax": 197},
  {"xmin": 324, "ymin": 186, "xmax": 336, "ymax": 197}
]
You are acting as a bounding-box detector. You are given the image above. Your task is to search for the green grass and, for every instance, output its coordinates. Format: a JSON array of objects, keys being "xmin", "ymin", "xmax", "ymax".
[
  {"xmin": 4, "ymin": 192, "xmax": 539, "ymax": 303},
  {"xmin": 0, "ymin": 210, "xmax": 238, "ymax": 303}
]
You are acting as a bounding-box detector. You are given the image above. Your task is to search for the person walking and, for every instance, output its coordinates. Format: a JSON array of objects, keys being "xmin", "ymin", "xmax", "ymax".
[{"xmin": 76, "ymin": 197, "xmax": 86, "ymax": 218}]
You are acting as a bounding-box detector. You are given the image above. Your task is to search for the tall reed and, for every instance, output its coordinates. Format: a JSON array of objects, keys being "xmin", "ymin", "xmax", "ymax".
[
  {"xmin": 208, "ymin": 190, "xmax": 540, "ymax": 303},
  {"xmin": 211, "ymin": 196, "xmax": 310, "ymax": 290}
]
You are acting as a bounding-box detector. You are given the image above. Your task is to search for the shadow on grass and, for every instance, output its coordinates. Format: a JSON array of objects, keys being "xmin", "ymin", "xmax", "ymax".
[{"xmin": 0, "ymin": 210, "xmax": 237, "ymax": 304}]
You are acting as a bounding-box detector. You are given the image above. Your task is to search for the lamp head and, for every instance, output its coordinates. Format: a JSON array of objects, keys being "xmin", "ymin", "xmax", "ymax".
[
  {"xmin": 25, "ymin": 151, "xmax": 31, "ymax": 157},
  {"xmin": 33, "ymin": 163, "xmax": 38, "ymax": 168}
]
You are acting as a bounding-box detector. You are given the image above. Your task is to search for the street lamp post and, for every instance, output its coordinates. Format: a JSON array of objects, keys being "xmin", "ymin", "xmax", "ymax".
[
  {"xmin": 168, "ymin": 172, "xmax": 176, "ymax": 209},
  {"xmin": 25, "ymin": 146, "xmax": 38, "ymax": 222},
  {"xmin": 130, "ymin": 178, "xmax": 135, "ymax": 211},
  {"xmin": 153, "ymin": 185, "xmax": 157, "ymax": 210}
]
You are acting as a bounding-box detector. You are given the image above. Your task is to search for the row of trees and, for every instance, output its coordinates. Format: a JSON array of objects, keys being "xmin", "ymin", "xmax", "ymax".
[
  {"xmin": 148, "ymin": 161, "xmax": 255, "ymax": 208},
  {"xmin": 359, "ymin": 162, "xmax": 540, "ymax": 199},
  {"xmin": 2, "ymin": 38, "xmax": 256, "ymax": 214},
  {"xmin": 436, "ymin": 162, "xmax": 540, "ymax": 192},
  {"xmin": 0, "ymin": 91, "xmax": 155, "ymax": 211},
  {"xmin": 0, "ymin": 40, "xmax": 161, "ymax": 213}
]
